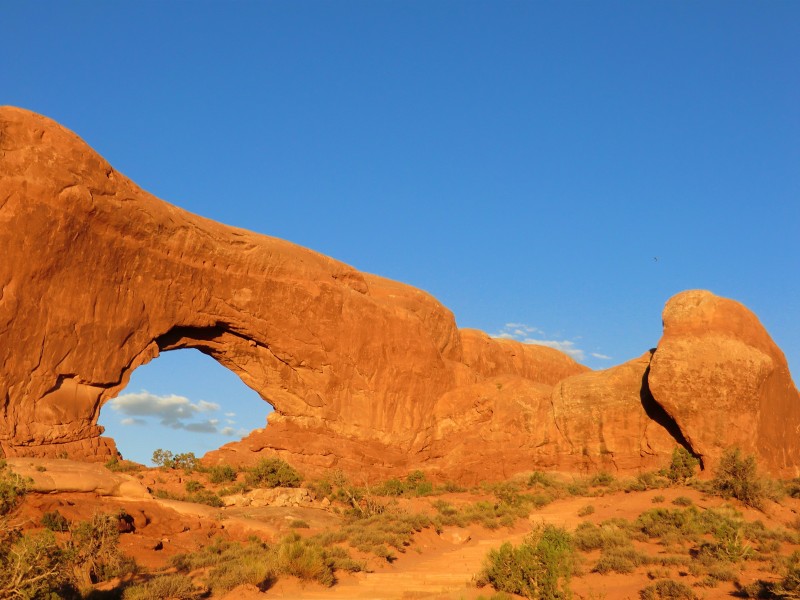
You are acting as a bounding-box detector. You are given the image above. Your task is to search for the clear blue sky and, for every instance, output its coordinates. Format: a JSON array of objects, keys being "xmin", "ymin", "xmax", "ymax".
[{"xmin": 4, "ymin": 1, "xmax": 798, "ymax": 464}]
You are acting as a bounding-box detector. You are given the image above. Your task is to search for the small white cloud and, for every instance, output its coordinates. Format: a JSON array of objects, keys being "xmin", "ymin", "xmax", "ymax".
[
  {"xmin": 226, "ymin": 419, "xmax": 236, "ymax": 425},
  {"xmin": 523, "ymin": 338, "xmax": 585, "ymax": 361},
  {"xmin": 224, "ymin": 412, "xmax": 236, "ymax": 417},
  {"xmin": 492, "ymin": 323, "xmax": 586, "ymax": 361},
  {"xmin": 591, "ymin": 353, "xmax": 612, "ymax": 360},
  {"xmin": 221, "ymin": 426, "xmax": 250, "ymax": 437},
  {"xmin": 120, "ymin": 417, "xmax": 147, "ymax": 426}
]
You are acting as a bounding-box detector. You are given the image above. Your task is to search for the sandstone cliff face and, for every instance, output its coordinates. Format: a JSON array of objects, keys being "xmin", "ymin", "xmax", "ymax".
[{"xmin": 1, "ymin": 107, "xmax": 798, "ymax": 480}]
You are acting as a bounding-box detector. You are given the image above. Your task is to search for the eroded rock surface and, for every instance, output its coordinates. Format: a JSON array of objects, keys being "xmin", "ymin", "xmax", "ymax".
[{"xmin": 1, "ymin": 107, "xmax": 798, "ymax": 480}]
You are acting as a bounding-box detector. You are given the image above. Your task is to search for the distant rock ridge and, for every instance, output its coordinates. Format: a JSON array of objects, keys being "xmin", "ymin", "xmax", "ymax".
[{"xmin": 1, "ymin": 106, "xmax": 798, "ymax": 481}]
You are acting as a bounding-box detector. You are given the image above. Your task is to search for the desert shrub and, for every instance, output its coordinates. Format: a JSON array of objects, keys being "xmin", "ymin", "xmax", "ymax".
[
  {"xmin": 185, "ymin": 479, "xmax": 203, "ymax": 493},
  {"xmin": 151, "ymin": 449, "xmax": 198, "ymax": 472},
  {"xmin": 639, "ymin": 579, "xmax": 697, "ymax": 600},
  {"xmin": 589, "ymin": 472, "xmax": 616, "ymax": 487},
  {"xmin": 671, "ymin": 496, "xmax": 693, "ymax": 507},
  {"xmin": 711, "ymin": 447, "xmax": 765, "ymax": 509},
  {"xmin": 0, "ymin": 460, "xmax": 30, "ymax": 517},
  {"xmin": 122, "ymin": 573, "xmax": 204, "ymax": 600},
  {"xmin": 573, "ymin": 521, "xmax": 633, "ymax": 552},
  {"xmin": 151, "ymin": 448, "xmax": 174, "ymax": 468},
  {"xmin": 104, "ymin": 457, "xmax": 142, "ymax": 473},
  {"xmin": 246, "ymin": 458, "xmax": 302, "ymax": 488},
  {"xmin": 41, "ymin": 510, "xmax": 70, "ymax": 532},
  {"xmin": 200, "ymin": 541, "xmax": 275, "ymax": 593},
  {"xmin": 625, "ymin": 471, "xmax": 669, "ymax": 492},
  {"xmin": 289, "ymin": 519, "xmax": 310, "ymax": 529},
  {"xmin": 652, "ymin": 495, "xmax": 665, "ymax": 504},
  {"xmin": 337, "ymin": 510, "xmax": 431, "ymax": 558},
  {"xmin": 527, "ymin": 471, "xmax": 560, "ymax": 489},
  {"xmin": 208, "ymin": 464, "xmax": 237, "ymax": 484},
  {"xmin": 594, "ymin": 546, "xmax": 651, "ymax": 574},
  {"xmin": 0, "ymin": 529, "xmax": 74, "ymax": 599},
  {"xmin": 270, "ymin": 533, "xmax": 336, "ymax": 586},
  {"xmin": 476, "ymin": 524, "xmax": 575, "ymax": 599},
  {"xmin": 697, "ymin": 526, "xmax": 753, "ymax": 562},
  {"xmin": 186, "ymin": 489, "xmax": 224, "ymax": 507},
  {"xmin": 665, "ymin": 447, "xmax": 699, "ymax": 484},
  {"xmin": 68, "ymin": 512, "xmax": 137, "ymax": 586},
  {"xmin": 577, "ymin": 505, "xmax": 595, "ymax": 517},
  {"xmin": 372, "ymin": 471, "xmax": 435, "ymax": 497}
]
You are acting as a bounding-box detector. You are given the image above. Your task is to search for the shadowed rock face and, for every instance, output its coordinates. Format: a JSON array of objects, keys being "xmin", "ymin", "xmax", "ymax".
[{"xmin": 1, "ymin": 107, "xmax": 798, "ymax": 480}]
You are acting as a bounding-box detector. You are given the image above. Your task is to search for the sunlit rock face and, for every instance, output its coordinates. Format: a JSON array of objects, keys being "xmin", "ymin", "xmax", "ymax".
[
  {"xmin": 648, "ymin": 290, "xmax": 800, "ymax": 475},
  {"xmin": 1, "ymin": 107, "xmax": 797, "ymax": 481}
]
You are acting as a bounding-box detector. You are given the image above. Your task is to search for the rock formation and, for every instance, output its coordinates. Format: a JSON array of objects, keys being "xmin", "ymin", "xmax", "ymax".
[{"xmin": 1, "ymin": 106, "xmax": 798, "ymax": 481}]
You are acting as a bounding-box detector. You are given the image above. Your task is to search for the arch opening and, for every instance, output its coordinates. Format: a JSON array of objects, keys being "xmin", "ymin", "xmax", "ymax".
[{"xmin": 98, "ymin": 348, "xmax": 272, "ymax": 465}]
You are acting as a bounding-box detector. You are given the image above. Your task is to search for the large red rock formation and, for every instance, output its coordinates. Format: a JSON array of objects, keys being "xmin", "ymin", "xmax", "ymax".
[
  {"xmin": 1, "ymin": 107, "xmax": 798, "ymax": 480},
  {"xmin": 648, "ymin": 290, "xmax": 800, "ymax": 473}
]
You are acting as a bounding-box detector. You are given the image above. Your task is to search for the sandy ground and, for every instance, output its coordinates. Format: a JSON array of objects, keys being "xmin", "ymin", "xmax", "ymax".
[{"xmin": 11, "ymin": 460, "xmax": 800, "ymax": 599}]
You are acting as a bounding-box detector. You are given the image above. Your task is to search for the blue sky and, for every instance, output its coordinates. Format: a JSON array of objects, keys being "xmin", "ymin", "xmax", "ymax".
[{"xmin": 3, "ymin": 1, "xmax": 798, "ymax": 464}]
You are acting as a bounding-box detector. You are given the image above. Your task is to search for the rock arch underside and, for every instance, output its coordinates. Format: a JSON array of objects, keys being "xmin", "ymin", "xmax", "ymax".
[{"xmin": 1, "ymin": 106, "xmax": 799, "ymax": 482}]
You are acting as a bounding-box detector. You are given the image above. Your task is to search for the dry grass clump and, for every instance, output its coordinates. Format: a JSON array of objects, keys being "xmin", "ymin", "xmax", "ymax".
[
  {"xmin": 122, "ymin": 573, "xmax": 204, "ymax": 600},
  {"xmin": 639, "ymin": 579, "xmax": 697, "ymax": 600}
]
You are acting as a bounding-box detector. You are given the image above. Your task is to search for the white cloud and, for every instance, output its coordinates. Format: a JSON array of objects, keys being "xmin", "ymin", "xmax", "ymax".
[
  {"xmin": 224, "ymin": 412, "xmax": 236, "ymax": 417},
  {"xmin": 492, "ymin": 323, "xmax": 588, "ymax": 361},
  {"xmin": 108, "ymin": 391, "xmax": 224, "ymax": 434},
  {"xmin": 221, "ymin": 426, "xmax": 250, "ymax": 437},
  {"xmin": 591, "ymin": 352, "xmax": 612, "ymax": 360}
]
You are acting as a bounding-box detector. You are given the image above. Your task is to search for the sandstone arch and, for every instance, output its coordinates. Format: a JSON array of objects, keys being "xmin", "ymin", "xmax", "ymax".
[{"xmin": 2, "ymin": 106, "xmax": 798, "ymax": 481}]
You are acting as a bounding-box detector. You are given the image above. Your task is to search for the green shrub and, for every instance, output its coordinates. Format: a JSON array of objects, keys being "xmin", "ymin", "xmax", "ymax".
[
  {"xmin": 246, "ymin": 458, "xmax": 302, "ymax": 488},
  {"xmin": 0, "ymin": 460, "xmax": 30, "ymax": 516},
  {"xmin": 666, "ymin": 447, "xmax": 699, "ymax": 484},
  {"xmin": 208, "ymin": 464, "xmax": 238, "ymax": 484},
  {"xmin": 652, "ymin": 495, "xmax": 666, "ymax": 504},
  {"xmin": 639, "ymin": 579, "xmax": 697, "ymax": 600},
  {"xmin": 671, "ymin": 496, "xmax": 693, "ymax": 507},
  {"xmin": 185, "ymin": 480, "xmax": 203, "ymax": 493},
  {"xmin": 41, "ymin": 510, "xmax": 70, "ymax": 532},
  {"xmin": 68, "ymin": 512, "xmax": 137, "ymax": 586},
  {"xmin": 577, "ymin": 505, "xmax": 595, "ymax": 517},
  {"xmin": 589, "ymin": 472, "xmax": 616, "ymax": 487},
  {"xmin": 151, "ymin": 449, "xmax": 199, "ymax": 471},
  {"xmin": 711, "ymin": 447, "xmax": 765, "ymax": 509},
  {"xmin": 0, "ymin": 530, "xmax": 73, "ymax": 599},
  {"xmin": 477, "ymin": 524, "xmax": 575, "ymax": 599}
]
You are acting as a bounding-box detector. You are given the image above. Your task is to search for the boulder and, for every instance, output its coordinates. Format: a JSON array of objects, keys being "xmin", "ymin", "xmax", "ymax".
[{"xmin": 648, "ymin": 290, "xmax": 800, "ymax": 474}]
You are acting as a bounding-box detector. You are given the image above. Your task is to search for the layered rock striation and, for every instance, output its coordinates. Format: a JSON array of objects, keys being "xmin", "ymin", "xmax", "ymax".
[{"xmin": 1, "ymin": 106, "xmax": 798, "ymax": 480}]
